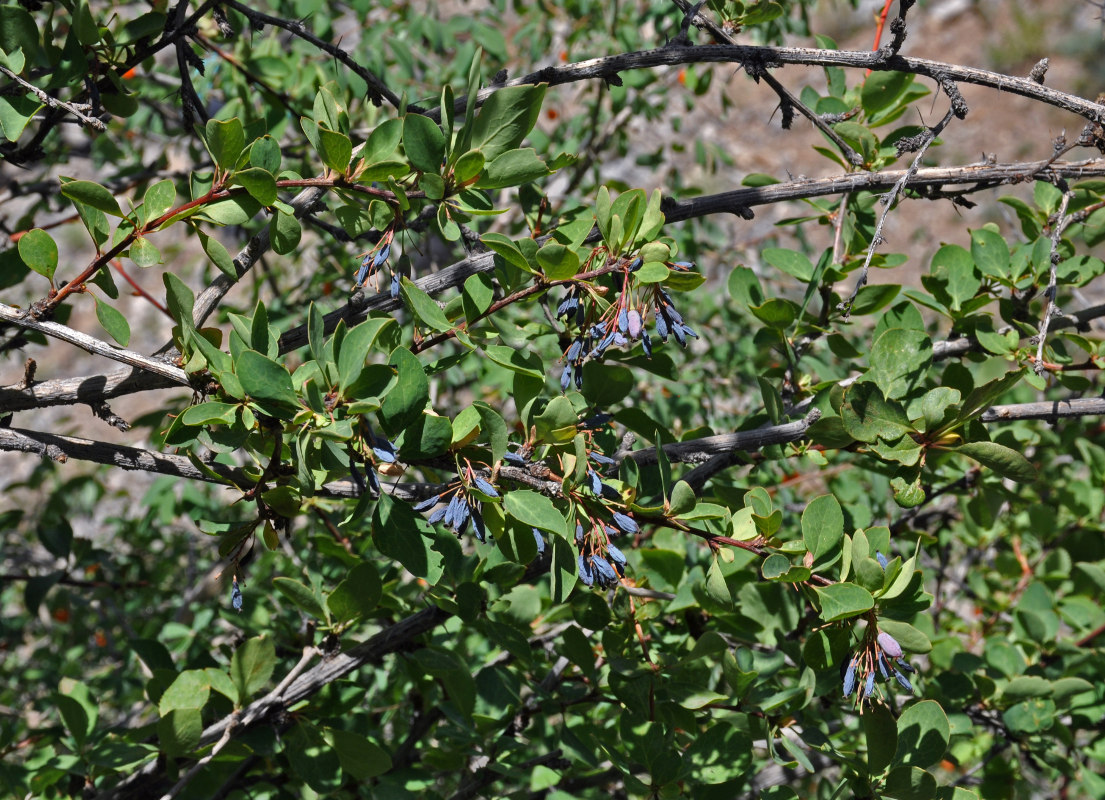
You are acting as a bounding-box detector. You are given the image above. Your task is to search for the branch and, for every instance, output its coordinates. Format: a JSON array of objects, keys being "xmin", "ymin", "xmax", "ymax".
[
  {"xmin": 0, "ymin": 64, "xmax": 106, "ymax": 131},
  {"xmin": 841, "ymin": 106, "xmax": 957, "ymax": 315},
  {"xmin": 933, "ymin": 302, "xmax": 1105, "ymax": 361},
  {"xmin": 0, "ymin": 303, "xmax": 190, "ymax": 386},
  {"xmin": 669, "ymin": 0, "xmax": 863, "ymax": 166},
  {"xmin": 1034, "ymin": 185, "xmax": 1074, "ymax": 373},
  {"xmin": 0, "ymin": 367, "xmax": 178, "ymax": 413},
  {"xmin": 439, "ymin": 44, "xmax": 1105, "ymax": 126},
  {"xmin": 978, "ymin": 397, "xmax": 1105, "ymax": 423},
  {"xmin": 625, "ymin": 409, "xmax": 822, "ymax": 467},
  {"xmin": 0, "ymin": 424, "xmax": 432, "ymax": 500},
  {"xmin": 95, "ymin": 605, "xmax": 451, "ymax": 800},
  {"xmin": 219, "ymin": 0, "xmax": 403, "ymax": 111},
  {"xmin": 0, "ymin": 425, "xmax": 247, "ymax": 485}
]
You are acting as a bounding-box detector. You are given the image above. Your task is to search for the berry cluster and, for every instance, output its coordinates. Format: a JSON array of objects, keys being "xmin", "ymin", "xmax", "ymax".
[
  {"xmin": 841, "ymin": 628, "xmax": 916, "ymax": 706},
  {"xmin": 230, "ymin": 576, "xmax": 243, "ymax": 613},
  {"xmin": 414, "ymin": 475, "xmax": 499, "ymax": 542},
  {"xmin": 353, "ymin": 229, "xmax": 398, "ymax": 298},
  {"xmin": 555, "ymin": 257, "xmax": 699, "ymax": 391},
  {"xmin": 575, "ymin": 511, "xmax": 635, "ymax": 589}
]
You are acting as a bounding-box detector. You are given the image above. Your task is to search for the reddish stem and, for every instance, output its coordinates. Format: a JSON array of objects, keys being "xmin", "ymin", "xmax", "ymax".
[
  {"xmin": 111, "ymin": 259, "xmax": 172, "ymax": 318},
  {"xmin": 866, "ymin": 0, "xmax": 895, "ymax": 78}
]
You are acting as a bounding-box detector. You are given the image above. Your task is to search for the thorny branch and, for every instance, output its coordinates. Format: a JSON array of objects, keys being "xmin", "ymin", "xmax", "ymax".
[{"xmin": 1034, "ymin": 184, "xmax": 1074, "ymax": 373}]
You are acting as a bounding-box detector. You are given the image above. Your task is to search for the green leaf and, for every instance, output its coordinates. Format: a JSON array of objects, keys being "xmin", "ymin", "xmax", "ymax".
[
  {"xmin": 970, "ymin": 228, "xmax": 1010, "ymax": 279},
  {"xmin": 484, "ymin": 345, "xmax": 544, "ymax": 378},
  {"xmin": 762, "ymin": 247, "xmax": 814, "ymax": 281},
  {"xmin": 181, "ymin": 401, "xmax": 239, "ymax": 425},
  {"xmin": 269, "ymin": 211, "xmax": 301, "ymax": 255},
  {"xmin": 330, "ymin": 728, "xmax": 392, "ymax": 780},
  {"xmin": 250, "ymin": 136, "xmax": 281, "ymax": 172},
  {"xmin": 201, "ymin": 194, "xmax": 261, "ymax": 226},
  {"xmin": 236, "ymin": 350, "xmax": 299, "ymax": 414},
  {"xmin": 868, "ymin": 328, "xmax": 932, "ymax": 399},
  {"xmin": 893, "ymin": 700, "xmax": 950, "ymax": 769},
  {"xmin": 286, "ymin": 722, "xmax": 342, "ymax": 794},
  {"xmin": 196, "ymin": 228, "xmax": 237, "ymax": 277},
  {"xmin": 337, "ymin": 317, "xmax": 400, "ymax": 393},
  {"xmin": 476, "ymin": 147, "xmax": 551, "ymax": 189},
  {"xmin": 163, "ymin": 272, "xmax": 196, "ymax": 331},
  {"xmin": 1001, "ymin": 676, "xmax": 1051, "ymax": 702},
  {"xmin": 669, "ymin": 480, "xmax": 696, "ymax": 516},
  {"xmin": 0, "ymin": 7, "xmax": 38, "ymax": 61},
  {"xmin": 317, "ymin": 126, "xmax": 353, "ymax": 173},
  {"xmin": 158, "ymin": 670, "xmax": 210, "ymax": 715},
  {"xmin": 94, "ymin": 297, "xmax": 131, "ymax": 346},
  {"xmin": 379, "ymin": 348, "xmax": 429, "ymax": 435},
  {"xmin": 17, "ymin": 228, "xmax": 58, "ymax": 281},
  {"xmin": 403, "ymin": 114, "xmax": 446, "ymax": 173},
  {"xmin": 877, "ymin": 620, "xmax": 932, "ymax": 653},
  {"xmin": 749, "ymin": 298, "xmax": 798, "ymax": 329},
  {"xmin": 535, "ymin": 242, "xmax": 580, "ymax": 280},
  {"xmin": 142, "ymin": 179, "xmax": 176, "ymax": 223},
  {"xmin": 398, "ymin": 412, "xmax": 453, "ymax": 459},
  {"xmin": 468, "ymin": 84, "xmax": 546, "ymax": 161},
  {"xmin": 636, "ymin": 261, "xmax": 670, "ymax": 283},
  {"xmin": 205, "ymin": 118, "xmax": 246, "ymax": 170},
  {"xmin": 234, "ymin": 168, "xmax": 278, "ymax": 206},
  {"xmin": 372, "ymin": 492, "xmax": 443, "ymax": 580},
  {"xmin": 0, "ymin": 45, "xmax": 24, "ymax": 73},
  {"xmin": 861, "ymin": 71, "xmax": 912, "ymax": 118},
  {"xmin": 955, "ymin": 441, "xmax": 1036, "ymax": 482},
  {"xmin": 481, "ymin": 232, "xmax": 534, "ymax": 273},
  {"xmin": 56, "ymin": 694, "xmax": 92, "ymax": 747},
  {"xmin": 841, "ymin": 383, "xmax": 915, "ymax": 443},
  {"xmin": 0, "ymin": 93, "xmax": 42, "ymax": 142},
  {"xmin": 327, "ymin": 563, "xmax": 382, "ymax": 623},
  {"xmin": 503, "ymin": 489, "xmax": 566, "ymax": 537},
  {"xmin": 273, "ymin": 577, "xmax": 327, "ymax": 619},
  {"xmin": 453, "ymin": 149, "xmax": 485, "ymax": 183},
  {"xmin": 231, "ymin": 636, "xmax": 276, "ymax": 701},
  {"xmin": 929, "ymin": 244, "xmax": 980, "ymax": 312},
  {"xmin": 130, "ymin": 236, "xmax": 161, "ymax": 268},
  {"xmin": 401, "ymin": 277, "xmax": 453, "ymax": 332},
  {"xmin": 883, "ymin": 766, "xmax": 938, "ymax": 800},
  {"xmin": 815, "ymin": 583, "xmax": 875, "ymax": 621},
  {"xmin": 158, "ymin": 708, "xmax": 202, "ymax": 757},
  {"xmin": 705, "ymin": 557, "xmax": 732, "ymax": 608},
  {"xmin": 802, "ymin": 494, "xmax": 844, "ymax": 560},
  {"xmin": 1002, "ymin": 697, "xmax": 1056, "ymax": 734},
  {"xmin": 864, "ymin": 704, "xmax": 898, "ymax": 775}
]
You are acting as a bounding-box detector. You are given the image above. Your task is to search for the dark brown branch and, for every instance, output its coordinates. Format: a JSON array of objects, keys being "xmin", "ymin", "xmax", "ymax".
[
  {"xmin": 95, "ymin": 604, "xmax": 453, "ymax": 800},
  {"xmin": 219, "ymin": 0, "xmax": 403, "ymax": 110}
]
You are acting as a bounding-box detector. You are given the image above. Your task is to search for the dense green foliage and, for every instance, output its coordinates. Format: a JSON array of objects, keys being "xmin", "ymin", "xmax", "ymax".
[{"xmin": 3, "ymin": 0, "xmax": 1105, "ymax": 798}]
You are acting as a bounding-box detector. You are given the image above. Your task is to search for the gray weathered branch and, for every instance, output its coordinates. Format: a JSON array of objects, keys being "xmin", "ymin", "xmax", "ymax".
[{"xmin": 0, "ymin": 302, "xmax": 190, "ymax": 386}]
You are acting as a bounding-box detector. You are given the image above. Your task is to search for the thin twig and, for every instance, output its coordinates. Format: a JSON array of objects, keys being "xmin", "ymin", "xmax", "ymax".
[
  {"xmin": 219, "ymin": 0, "xmax": 403, "ymax": 110},
  {"xmin": 158, "ymin": 718, "xmax": 237, "ymax": 800},
  {"xmin": 0, "ymin": 64, "xmax": 107, "ymax": 131},
  {"xmin": 1034, "ymin": 185, "xmax": 1073, "ymax": 373},
  {"xmin": 840, "ymin": 106, "xmax": 956, "ymax": 315},
  {"xmin": 668, "ymin": 0, "xmax": 864, "ymax": 166}
]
